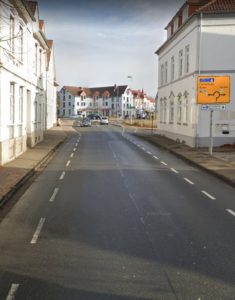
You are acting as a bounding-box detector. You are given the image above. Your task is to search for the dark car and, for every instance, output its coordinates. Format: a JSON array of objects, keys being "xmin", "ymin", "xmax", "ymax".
[{"xmin": 80, "ymin": 118, "xmax": 91, "ymax": 127}]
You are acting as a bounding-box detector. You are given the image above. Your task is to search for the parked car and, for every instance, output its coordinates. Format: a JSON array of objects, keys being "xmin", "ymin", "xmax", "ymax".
[
  {"xmin": 100, "ymin": 116, "xmax": 109, "ymax": 125},
  {"xmin": 80, "ymin": 118, "xmax": 91, "ymax": 127}
]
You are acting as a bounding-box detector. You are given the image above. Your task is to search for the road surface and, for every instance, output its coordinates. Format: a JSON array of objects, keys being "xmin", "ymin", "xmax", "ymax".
[{"xmin": 0, "ymin": 123, "xmax": 234, "ymax": 299}]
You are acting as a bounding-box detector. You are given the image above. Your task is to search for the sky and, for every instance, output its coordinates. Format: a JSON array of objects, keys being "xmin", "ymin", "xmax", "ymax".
[{"xmin": 39, "ymin": 0, "xmax": 185, "ymax": 97}]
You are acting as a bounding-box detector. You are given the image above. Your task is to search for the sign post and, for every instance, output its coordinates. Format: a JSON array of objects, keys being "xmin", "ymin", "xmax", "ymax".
[{"xmin": 197, "ymin": 76, "xmax": 230, "ymax": 155}]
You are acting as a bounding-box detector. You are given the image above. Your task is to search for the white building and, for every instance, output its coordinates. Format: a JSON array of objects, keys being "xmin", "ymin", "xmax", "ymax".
[
  {"xmin": 156, "ymin": 0, "xmax": 235, "ymax": 147},
  {"xmin": 122, "ymin": 89, "xmax": 156, "ymax": 118},
  {"xmin": 58, "ymin": 85, "xmax": 128, "ymax": 118},
  {"xmin": 0, "ymin": 0, "xmax": 57, "ymax": 165}
]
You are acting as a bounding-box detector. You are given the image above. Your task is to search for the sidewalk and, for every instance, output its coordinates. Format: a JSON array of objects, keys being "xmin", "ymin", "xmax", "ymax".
[
  {"xmin": 132, "ymin": 128, "xmax": 235, "ymax": 188},
  {"xmin": 0, "ymin": 119, "xmax": 77, "ymax": 207}
]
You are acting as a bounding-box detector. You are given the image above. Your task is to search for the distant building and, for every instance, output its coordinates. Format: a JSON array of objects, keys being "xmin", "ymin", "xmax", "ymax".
[
  {"xmin": 156, "ymin": 0, "xmax": 235, "ymax": 147},
  {"xmin": 0, "ymin": 0, "xmax": 57, "ymax": 165},
  {"xmin": 58, "ymin": 85, "xmax": 128, "ymax": 118}
]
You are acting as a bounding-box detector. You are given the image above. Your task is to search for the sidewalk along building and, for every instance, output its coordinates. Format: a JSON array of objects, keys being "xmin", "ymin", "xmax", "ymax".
[
  {"xmin": 58, "ymin": 85, "xmax": 128, "ymax": 118},
  {"xmin": 156, "ymin": 0, "xmax": 235, "ymax": 147},
  {"xmin": 0, "ymin": 0, "xmax": 57, "ymax": 165}
]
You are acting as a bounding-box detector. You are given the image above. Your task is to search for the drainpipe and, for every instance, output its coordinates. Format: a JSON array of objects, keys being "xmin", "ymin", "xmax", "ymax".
[{"xmin": 195, "ymin": 12, "xmax": 203, "ymax": 148}]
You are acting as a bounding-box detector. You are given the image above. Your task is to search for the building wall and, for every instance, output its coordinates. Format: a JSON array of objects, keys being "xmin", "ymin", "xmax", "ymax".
[
  {"xmin": 157, "ymin": 14, "xmax": 235, "ymax": 147},
  {"xmin": 0, "ymin": 0, "xmax": 56, "ymax": 165}
]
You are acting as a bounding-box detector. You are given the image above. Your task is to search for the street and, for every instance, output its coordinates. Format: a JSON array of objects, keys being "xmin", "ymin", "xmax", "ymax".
[{"xmin": 0, "ymin": 123, "xmax": 234, "ymax": 299}]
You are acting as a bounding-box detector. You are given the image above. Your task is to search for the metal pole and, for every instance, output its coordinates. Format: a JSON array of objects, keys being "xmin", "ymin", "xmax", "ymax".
[{"xmin": 209, "ymin": 109, "xmax": 213, "ymax": 155}]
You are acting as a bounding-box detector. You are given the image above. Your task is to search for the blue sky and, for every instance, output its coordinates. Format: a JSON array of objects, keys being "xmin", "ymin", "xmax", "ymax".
[{"xmin": 39, "ymin": 0, "xmax": 184, "ymax": 96}]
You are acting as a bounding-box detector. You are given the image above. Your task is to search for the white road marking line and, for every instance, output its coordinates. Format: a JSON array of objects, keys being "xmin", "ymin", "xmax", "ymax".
[
  {"xmin": 226, "ymin": 209, "xmax": 235, "ymax": 217},
  {"xmin": 137, "ymin": 144, "xmax": 141, "ymax": 147},
  {"xmin": 70, "ymin": 153, "xmax": 74, "ymax": 158},
  {"xmin": 142, "ymin": 147, "xmax": 145, "ymax": 151},
  {"xmin": 75, "ymin": 143, "xmax": 78, "ymax": 146},
  {"xmin": 66, "ymin": 160, "xmax": 71, "ymax": 167},
  {"xmin": 153, "ymin": 156, "xmax": 159, "ymax": 160},
  {"xmin": 49, "ymin": 187, "xmax": 59, "ymax": 203},
  {"xmin": 201, "ymin": 190, "xmax": 216, "ymax": 200},
  {"xmin": 140, "ymin": 217, "xmax": 145, "ymax": 225},
  {"xmin": 73, "ymin": 148, "xmax": 77, "ymax": 152},
  {"xmin": 30, "ymin": 218, "xmax": 45, "ymax": 244},
  {"xmin": 184, "ymin": 178, "xmax": 194, "ymax": 185},
  {"xmin": 6, "ymin": 284, "xmax": 20, "ymax": 300},
  {"xmin": 171, "ymin": 168, "xmax": 179, "ymax": 174},
  {"xmin": 147, "ymin": 151, "xmax": 152, "ymax": 155},
  {"xmin": 161, "ymin": 161, "xmax": 167, "ymax": 166},
  {"xmin": 59, "ymin": 171, "xmax": 66, "ymax": 180}
]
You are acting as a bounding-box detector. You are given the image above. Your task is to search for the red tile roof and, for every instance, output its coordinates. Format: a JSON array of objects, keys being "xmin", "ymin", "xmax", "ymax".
[
  {"xmin": 63, "ymin": 86, "xmax": 128, "ymax": 98},
  {"xmin": 197, "ymin": 0, "xmax": 235, "ymax": 12}
]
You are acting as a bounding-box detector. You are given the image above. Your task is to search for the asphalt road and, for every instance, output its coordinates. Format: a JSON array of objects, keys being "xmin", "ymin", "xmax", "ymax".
[{"xmin": 0, "ymin": 123, "xmax": 234, "ymax": 299}]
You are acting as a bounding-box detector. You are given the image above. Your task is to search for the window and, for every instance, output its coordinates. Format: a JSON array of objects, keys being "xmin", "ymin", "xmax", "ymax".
[
  {"xmin": 171, "ymin": 56, "xmax": 175, "ymax": 81},
  {"xmin": 183, "ymin": 92, "xmax": 189, "ymax": 124},
  {"xmin": 39, "ymin": 49, "xmax": 42, "ymax": 75},
  {"xmin": 177, "ymin": 95, "xmax": 182, "ymax": 124},
  {"xmin": 179, "ymin": 50, "xmax": 183, "ymax": 77},
  {"xmin": 163, "ymin": 98, "xmax": 167, "ymax": 123},
  {"xmin": 68, "ymin": 102, "xmax": 71, "ymax": 106},
  {"xmin": 182, "ymin": 6, "xmax": 188, "ymax": 23},
  {"xmin": 164, "ymin": 62, "xmax": 168, "ymax": 84},
  {"xmin": 10, "ymin": 16, "xmax": 15, "ymax": 53},
  {"xmin": 10, "ymin": 83, "xmax": 15, "ymax": 123},
  {"xmin": 173, "ymin": 18, "xmax": 178, "ymax": 32},
  {"xmin": 19, "ymin": 86, "xmax": 23, "ymax": 122},
  {"xmin": 77, "ymin": 102, "xmax": 80, "ymax": 106},
  {"xmin": 69, "ymin": 95, "xmax": 71, "ymax": 99},
  {"xmin": 35, "ymin": 44, "xmax": 38, "ymax": 74},
  {"xmin": 185, "ymin": 45, "xmax": 190, "ymax": 73},
  {"xmin": 19, "ymin": 26, "xmax": 23, "ymax": 61},
  {"xmin": 105, "ymin": 101, "xmax": 108, "ymax": 106},
  {"xmin": 170, "ymin": 100, "xmax": 174, "ymax": 123},
  {"xmin": 160, "ymin": 64, "xmax": 164, "ymax": 86}
]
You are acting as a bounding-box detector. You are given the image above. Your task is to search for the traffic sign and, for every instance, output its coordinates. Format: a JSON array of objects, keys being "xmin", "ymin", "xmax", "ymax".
[
  {"xmin": 197, "ymin": 76, "xmax": 230, "ymax": 104},
  {"xmin": 201, "ymin": 104, "xmax": 226, "ymax": 111}
]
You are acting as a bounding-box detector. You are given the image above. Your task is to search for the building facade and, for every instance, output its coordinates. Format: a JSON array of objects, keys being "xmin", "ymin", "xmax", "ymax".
[
  {"xmin": 156, "ymin": 0, "xmax": 235, "ymax": 147},
  {"xmin": 0, "ymin": 0, "xmax": 57, "ymax": 165},
  {"xmin": 58, "ymin": 85, "xmax": 128, "ymax": 118}
]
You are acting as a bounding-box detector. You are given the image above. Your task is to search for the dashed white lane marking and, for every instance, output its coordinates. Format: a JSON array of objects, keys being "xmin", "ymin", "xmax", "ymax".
[
  {"xmin": 171, "ymin": 168, "xmax": 179, "ymax": 174},
  {"xmin": 6, "ymin": 284, "xmax": 20, "ymax": 300},
  {"xmin": 137, "ymin": 144, "xmax": 141, "ymax": 147},
  {"xmin": 59, "ymin": 171, "xmax": 66, "ymax": 180},
  {"xmin": 30, "ymin": 218, "xmax": 45, "ymax": 244},
  {"xmin": 147, "ymin": 151, "xmax": 152, "ymax": 155},
  {"xmin": 49, "ymin": 187, "xmax": 59, "ymax": 203},
  {"xmin": 184, "ymin": 178, "xmax": 194, "ymax": 185},
  {"xmin": 140, "ymin": 217, "xmax": 145, "ymax": 225},
  {"xmin": 153, "ymin": 156, "xmax": 159, "ymax": 160},
  {"xmin": 66, "ymin": 160, "xmax": 71, "ymax": 167},
  {"xmin": 73, "ymin": 148, "xmax": 77, "ymax": 152},
  {"xmin": 226, "ymin": 209, "xmax": 235, "ymax": 217},
  {"xmin": 201, "ymin": 190, "xmax": 216, "ymax": 200},
  {"xmin": 70, "ymin": 153, "xmax": 74, "ymax": 158},
  {"xmin": 161, "ymin": 161, "xmax": 167, "ymax": 166}
]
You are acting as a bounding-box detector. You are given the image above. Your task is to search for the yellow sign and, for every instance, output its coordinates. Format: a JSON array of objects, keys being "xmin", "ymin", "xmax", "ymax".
[{"xmin": 197, "ymin": 76, "xmax": 230, "ymax": 104}]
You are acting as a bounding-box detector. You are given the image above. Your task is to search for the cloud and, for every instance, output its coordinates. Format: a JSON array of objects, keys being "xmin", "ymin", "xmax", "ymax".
[{"xmin": 39, "ymin": 0, "xmax": 185, "ymax": 96}]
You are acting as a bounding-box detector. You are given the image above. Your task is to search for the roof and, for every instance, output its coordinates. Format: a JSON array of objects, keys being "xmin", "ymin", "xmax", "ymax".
[
  {"xmin": 156, "ymin": 0, "xmax": 235, "ymax": 54},
  {"xmin": 63, "ymin": 86, "xmax": 83, "ymax": 97},
  {"xmin": 26, "ymin": 1, "xmax": 38, "ymax": 15},
  {"xmin": 197, "ymin": 0, "xmax": 235, "ymax": 12},
  {"xmin": 63, "ymin": 85, "xmax": 128, "ymax": 98}
]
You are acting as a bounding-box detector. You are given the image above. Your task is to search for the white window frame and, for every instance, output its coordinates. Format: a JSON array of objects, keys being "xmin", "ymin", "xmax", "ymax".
[
  {"xmin": 171, "ymin": 56, "xmax": 174, "ymax": 81},
  {"xmin": 179, "ymin": 50, "xmax": 183, "ymax": 77},
  {"xmin": 185, "ymin": 45, "xmax": 190, "ymax": 74}
]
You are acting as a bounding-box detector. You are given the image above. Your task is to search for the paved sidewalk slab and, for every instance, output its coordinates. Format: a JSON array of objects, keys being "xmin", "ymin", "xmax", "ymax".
[{"xmin": 0, "ymin": 120, "xmax": 77, "ymax": 206}]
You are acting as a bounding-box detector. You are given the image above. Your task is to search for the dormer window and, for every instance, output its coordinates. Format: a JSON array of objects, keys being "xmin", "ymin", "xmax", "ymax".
[
  {"xmin": 173, "ymin": 18, "xmax": 178, "ymax": 32},
  {"xmin": 182, "ymin": 5, "xmax": 189, "ymax": 23}
]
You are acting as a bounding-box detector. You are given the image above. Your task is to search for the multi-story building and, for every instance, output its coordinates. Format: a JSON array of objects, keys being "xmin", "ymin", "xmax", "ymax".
[
  {"xmin": 156, "ymin": 0, "xmax": 235, "ymax": 147},
  {"xmin": 58, "ymin": 85, "xmax": 128, "ymax": 118},
  {"xmin": 0, "ymin": 0, "xmax": 57, "ymax": 165}
]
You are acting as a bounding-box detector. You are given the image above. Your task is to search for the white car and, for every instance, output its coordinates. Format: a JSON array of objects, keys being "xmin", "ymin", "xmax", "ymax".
[{"xmin": 100, "ymin": 116, "xmax": 109, "ymax": 125}]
